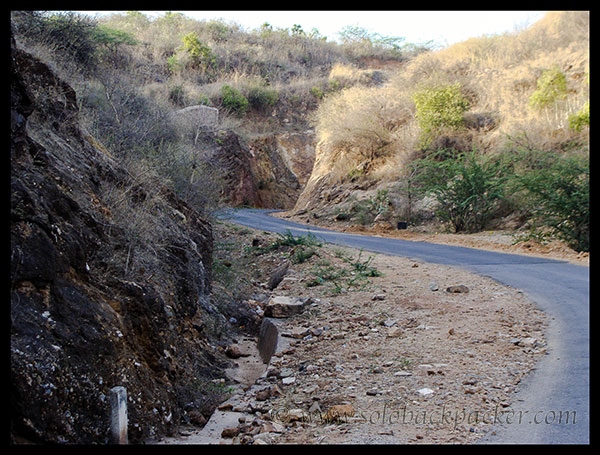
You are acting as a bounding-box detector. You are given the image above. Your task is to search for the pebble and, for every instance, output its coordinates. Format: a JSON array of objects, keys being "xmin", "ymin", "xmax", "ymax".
[{"xmin": 417, "ymin": 388, "xmax": 434, "ymax": 396}]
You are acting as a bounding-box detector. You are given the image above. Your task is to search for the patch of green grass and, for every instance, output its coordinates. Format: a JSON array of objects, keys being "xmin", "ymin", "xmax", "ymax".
[{"xmin": 306, "ymin": 249, "xmax": 382, "ymax": 294}]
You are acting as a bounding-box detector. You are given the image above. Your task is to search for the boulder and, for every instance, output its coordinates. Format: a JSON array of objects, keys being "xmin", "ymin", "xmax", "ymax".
[{"xmin": 264, "ymin": 296, "xmax": 313, "ymax": 318}]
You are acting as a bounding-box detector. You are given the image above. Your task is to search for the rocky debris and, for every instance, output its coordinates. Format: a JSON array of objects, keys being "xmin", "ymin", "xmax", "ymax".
[
  {"xmin": 386, "ymin": 327, "xmax": 403, "ymax": 338},
  {"xmin": 151, "ymin": 221, "xmax": 547, "ymax": 445},
  {"xmin": 221, "ymin": 427, "xmax": 240, "ymax": 438}
]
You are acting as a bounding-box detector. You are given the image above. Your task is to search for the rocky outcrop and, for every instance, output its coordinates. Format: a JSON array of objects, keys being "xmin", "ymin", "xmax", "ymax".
[
  {"xmin": 10, "ymin": 40, "xmax": 233, "ymax": 443},
  {"xmin": 203, "ymin": 130, "xmax": 315, "ymax": 209}
]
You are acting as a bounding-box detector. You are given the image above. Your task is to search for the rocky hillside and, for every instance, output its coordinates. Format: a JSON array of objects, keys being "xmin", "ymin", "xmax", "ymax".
[{"xmin": 10, "ymin": 34, "xmax": 250, "ymax": 444}]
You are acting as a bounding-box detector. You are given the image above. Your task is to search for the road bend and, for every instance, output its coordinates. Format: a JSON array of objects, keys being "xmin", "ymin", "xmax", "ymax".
[{"xmin": 221, "ymin": 208, "xmax": 589, "ymax": 444}]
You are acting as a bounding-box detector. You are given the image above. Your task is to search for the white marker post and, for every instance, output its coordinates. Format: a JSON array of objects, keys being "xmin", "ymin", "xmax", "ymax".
[{"xmin": 110, "ymin": 386, "xmax": 128, "ymax": 444}]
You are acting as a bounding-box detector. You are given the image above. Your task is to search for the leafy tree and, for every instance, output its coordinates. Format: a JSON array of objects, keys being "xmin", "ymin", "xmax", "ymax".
[
  {"xmin": 291, "ymin": 24, "xmax": 305, "ymax": 36},
  {"xmin": 569, "ymin": 101, "xmax": 590, "ymax": 131}
]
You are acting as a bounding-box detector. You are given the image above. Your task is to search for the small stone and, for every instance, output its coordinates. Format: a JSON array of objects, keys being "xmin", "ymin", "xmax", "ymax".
[
  {"xmin": 429, "ymin": 281, "xmax": 439, "ymax": 291},
  {"xmin": 255, "ymin": 389, "xmax": 271, "ymax": 401},
  {"xmin": 325, "ymin": 404, "xmax": 355, "ymax": 421},
  {"xmin": 282, "ymin": 376, "xmax": 296, "ymax": 385},
  {"xmin": 446, "ymin": 285, "xmax": 469, "ymax": 293},
  {"xmin": 284, "ymin": 409, "xmax": 306, "ymax": 422},
  {"xmin": 372, "ymin": 294, "xmax": 386, "ymax": 301},
  {"xmin": 387, "ymin": 327, "xmax": 403, "ymax": 338},
  {"xmin": 279, "ymin": 368, "xmax": 294, "ymax": 378},
  {"xmin": 394, "ymin": 371, "xmax": 412, "ymax": 377},
  {"xmin": 221, "ymin": 427, "xmax": 240, "ymax": 438},
  {"xmin": 225, "ymin": 345, "xmax": 250, "ymax": 359},
  {"xmin": 310, "ymin": 327, "xmax": 323, "ymax": 337},
  {"xmin": 417, "ymin": 388, "xmax": 434, "ymax": 396}
]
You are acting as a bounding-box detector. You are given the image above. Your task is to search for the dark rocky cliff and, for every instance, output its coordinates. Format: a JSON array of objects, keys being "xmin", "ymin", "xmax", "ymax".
[{"xmin": 10, "ymin": 37, "xmax": 233, "ymax": 443}]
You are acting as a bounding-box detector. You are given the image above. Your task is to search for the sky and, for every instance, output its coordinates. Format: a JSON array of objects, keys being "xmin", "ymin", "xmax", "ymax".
[{"xmin": 76, "ymin": 10, "xmax": 548, "ymax": 48}]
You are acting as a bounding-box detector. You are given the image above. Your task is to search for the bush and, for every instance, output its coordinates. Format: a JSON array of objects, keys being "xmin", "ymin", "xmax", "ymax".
[
  {"xmin": 516, "ymin": 154, "xmax": 589, "ymax": 251},
  {"xmin": 569, "ymin": 100, "xmax": 590, "ymax": 131},
  {"xmin": 529, "ymin": 65, "xmax": 568, "ymax": 110},
  {"xmin": 181, "ymin": 32, "xmax": 216, "ymax": 70},
  {"xmin": 247, "ymin": 84, "xmax": 279, "ymax": 111},
  {"xmin": 410, "ymin": 150, "xmax": 512, "ymax": 233},
  {"xmin": 220, "ymin": 84, "xmax": 249, "ymax": 115},
  {"xmin": 412, "ymin": 82, "xmax": 470, "ymax": 148}
]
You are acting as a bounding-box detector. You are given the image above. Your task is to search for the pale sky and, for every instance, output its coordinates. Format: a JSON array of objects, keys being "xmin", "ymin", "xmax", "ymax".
[{"xmin": 77, "ymin": 10, "xmax": 548, "ymax": 47}]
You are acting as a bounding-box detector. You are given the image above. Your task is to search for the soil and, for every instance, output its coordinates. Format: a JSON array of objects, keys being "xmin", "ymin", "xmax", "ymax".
[{"xmin": 159, "ymin": 221, "xmax": 553, "ymax": 444}]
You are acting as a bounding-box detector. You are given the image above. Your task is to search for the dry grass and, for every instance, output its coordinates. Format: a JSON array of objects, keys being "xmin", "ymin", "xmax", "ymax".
[{"xmin": 311, "ymin": 11, "xmax": 589, "ymax": 184}]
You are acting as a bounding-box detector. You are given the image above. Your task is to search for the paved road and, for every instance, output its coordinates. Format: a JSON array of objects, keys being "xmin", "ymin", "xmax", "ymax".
[{"xmin": 221, "ymin": 208, "xmax": 589, "ymax": 444}]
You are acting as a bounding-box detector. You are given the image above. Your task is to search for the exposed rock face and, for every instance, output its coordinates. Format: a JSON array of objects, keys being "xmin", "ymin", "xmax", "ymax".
[
  {"xmin": 10, "ymin": 40, "xmax": 229, "ymax": 443},
  {"xmin": 203, "ymin": 130, "xmax": 315, "ymax": 209}
]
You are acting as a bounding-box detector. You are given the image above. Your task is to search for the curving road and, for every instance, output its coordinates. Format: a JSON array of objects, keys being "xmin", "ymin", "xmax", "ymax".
[{"xmin": 221, "ymin": 208, "xmax": 589, "ymax": 444}]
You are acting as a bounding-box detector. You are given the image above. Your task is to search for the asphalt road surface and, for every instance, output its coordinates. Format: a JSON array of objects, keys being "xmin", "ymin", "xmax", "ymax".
[{"xmin": 221, "ymin": 208, "xmax": 589, "ymax": 444}]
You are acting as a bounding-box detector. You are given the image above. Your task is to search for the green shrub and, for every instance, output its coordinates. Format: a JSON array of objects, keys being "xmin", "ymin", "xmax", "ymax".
[
  {"xmin": 167, "ymin": 54, "xmax": 182, "ymax": 74},
  {"xmin": 247, "ymin": 84, "xmax": 279, "ymax": 111},
  {"xmin": 413, "ymin": 83, "xmax": 470, "ymax": 148},
  {"xmin": 516, "ymin": 154, "xmax": 589, "ymax": 252},
  {"xmin": 220, "ymin": 84, "xmax": 249, "ymax": 115},
  {"xmin": 529, "ymin": 65, "xmax": 568, "ymax": 110},
  {"xmin": 410, "ymin": 150, "xmax": 512, "ymax": 233},
  {"xmin": 181, "ymin": 32, "xmax": 216, "ymax": 70},
  {"xmin": 310, "ymin": 85, "xmax": 325, "ymax": 100},
  {"xmin": 93, "ymin": 24, "xmax": 137, "ymax": 53},
  {"xmin": 569, "ymin": 100, "xmax": 590, "ymax": 131},
  {"xmin": 168, "ymin": 84, "xmax": 185, "ymax": 106}
]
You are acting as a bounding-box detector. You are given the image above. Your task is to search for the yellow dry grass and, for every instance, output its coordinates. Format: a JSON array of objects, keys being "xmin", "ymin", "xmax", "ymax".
[{"xmin": 312, "ymin": 11, "xmax": 589, "ymax": 183}]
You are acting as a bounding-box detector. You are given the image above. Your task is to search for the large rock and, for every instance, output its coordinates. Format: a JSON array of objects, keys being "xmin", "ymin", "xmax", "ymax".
[{"xmin": 264, "ymin": 296, "xmax": 313, "ymax": 318}]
